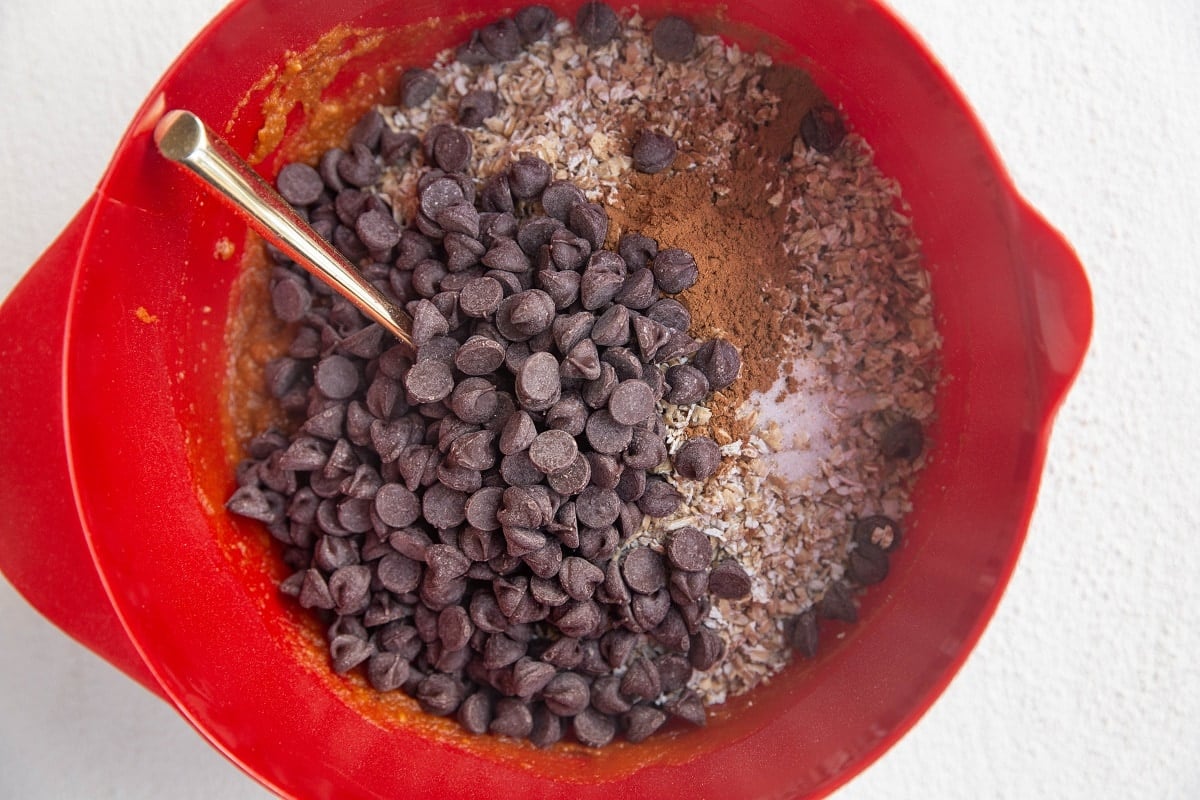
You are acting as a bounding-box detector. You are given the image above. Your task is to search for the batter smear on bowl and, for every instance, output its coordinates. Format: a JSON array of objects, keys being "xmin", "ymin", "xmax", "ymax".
[{"xmin": 227, "ymin": 4, "xmax": 940, "ymax": 745}]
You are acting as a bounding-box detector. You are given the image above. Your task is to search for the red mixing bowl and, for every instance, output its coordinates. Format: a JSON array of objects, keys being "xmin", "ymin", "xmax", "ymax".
[{"xmin": 0, "ymin": 0, "xmax": 1092, "ymax": 797}]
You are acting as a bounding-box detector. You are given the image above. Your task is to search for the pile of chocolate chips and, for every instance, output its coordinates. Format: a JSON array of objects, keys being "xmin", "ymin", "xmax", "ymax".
[{"xmin": 228, "ymin": 4, "xmax": 757, "ymax": 747}]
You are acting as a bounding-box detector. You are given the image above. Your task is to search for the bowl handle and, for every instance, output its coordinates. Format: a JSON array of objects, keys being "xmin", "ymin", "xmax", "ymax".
[
  {"xmin": 0, "ymin": 197, "xmax": 163, "ymax": 696},
  {"xmin": 1018, "ymin": 204, "xmax": 1093, "ymax": 418}
]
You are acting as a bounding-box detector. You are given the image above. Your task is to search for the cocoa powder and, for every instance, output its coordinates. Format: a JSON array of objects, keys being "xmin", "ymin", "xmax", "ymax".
[{"xmin": 609, "ymin": 64, "xmax": 825, "ymax": 437}]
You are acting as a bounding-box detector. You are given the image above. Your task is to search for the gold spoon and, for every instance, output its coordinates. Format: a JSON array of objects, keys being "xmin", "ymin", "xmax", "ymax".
[{"xmin": 154, "ymin": 109, "xmax": 414, "ymax": 348}]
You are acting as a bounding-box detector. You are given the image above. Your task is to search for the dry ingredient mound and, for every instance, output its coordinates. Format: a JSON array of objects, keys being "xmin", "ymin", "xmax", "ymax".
[{"xmin": 227, "ymin": 7, "xmax": 940, "ymax": 730}]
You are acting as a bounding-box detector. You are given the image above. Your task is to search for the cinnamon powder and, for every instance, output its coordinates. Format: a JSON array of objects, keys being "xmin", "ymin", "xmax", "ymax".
[{"xmin": 609, "ymin": 64, "xmax": 826, "ymax": 437}]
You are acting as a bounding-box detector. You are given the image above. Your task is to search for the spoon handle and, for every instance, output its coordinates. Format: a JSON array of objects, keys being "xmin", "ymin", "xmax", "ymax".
[{"xmin": 154, "ymin": 109, "xmax": 414, "ymax": 348}]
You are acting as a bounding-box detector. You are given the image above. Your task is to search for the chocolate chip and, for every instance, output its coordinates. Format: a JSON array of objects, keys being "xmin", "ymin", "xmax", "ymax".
[
  {"xmin": 524, "ymin": 429, "xmax": 576, "ymax": 474},
  {"xmin": 550, "ymin": 310, "xmax": 593, "ymax": 354},
  {"xmin": 664, "ymin": 364, "xmax": 709, "ymax": 405},
  {"xmin": 270, "ymin": 279, "xmax": 311, "ymax": 324},
  {"xmin": 673, "ymin": 436, "xmax": 721, "ymax": 481},
  {"xmin": 480, "ymin": 18, "xmax": 522, "ymax": 60},
  {"xmin": 688, "ymin": 626, "xmax": 724, "ymax": 669},
  {"xmin": 380, "ymin": 129, "xmax": 419, "ymax": 165},
  {"xmin": 584, "ymin": 409, "xmax": 633, "ymax": 455},
  {"xmin": 410, "ymin": 299, "xmax": 450, "ymax": 345},
  {"xmin": 499, "ymin": 410, "xmax": 537, "ymax": 455},
  {"xmin": 463, "ymin": 487, "xmax": 504, "ymax": 536},
  {"xmin": 457, "ymin": 692, "xmax": 493, "ymax": 734},
  {"xmin": 437, "ymin": 605, "xmax": 473, "ymax": 652},
  {"xmin": 505, "ymin": 290, "xmax": 556, "ymax": 337},
  {"xmin": 664, "ymin": 689, "xmax": 706, "ymax": 727},
  {"xmin": 576, "ymin": 1, "xmax": 620, "ymax": 47},
  {"xmin": 509, "ymin": 154, "xmax": 553, "ymax": 199},
  {"xmin": 400, "ymin": 67, "xmax": 438, "ymax": 107},
  {"xmin": 546, "ymin": 395, "xmax": 589, "ymax": 436},
  {"xmin": 816, "ymin": 581, "xmax": 859, "ymax": 622},
  {"xmin": 456, "ymin": 30, "xmax": 497, "ymax": 65},
  {"xmin": 558, "ymin": 556, "xmax": 605, "ymax": 601},
  {"xmin": 614, "ymin": 268, "xmax": 657, "ymax": 310},
  {"xmin": 445, "ymin": 427, "xmax": 497, "ymax": 469},
  {"xmin": 589, "ymin": 674, "xmax": 631, "ymax": 716},
  {"xmin": 607, "ymin": 379, "xmax": 656, "ymax": 426},
  {"xmin": 614, "ymin": 465, "xmax": 646, "ymax": 501},
  {"xmin": 651, "ymin": 247, "xmax": 698, "ymax": 293},
  {"xmin": 227, "ymin": 486, "xmax": 279, "ymax": 524},
  {"xmin": 632, "ymin": 130, "xmax": 677, "ymax": 174},
  {"xmin": 367, "ymin": 651, "xmax": 410, "ymax": 692},
  {"xmin": 552, "ymin": 598, "xmax": 603, "ymax": 639},
  {"xmin": 573, "ymin": 707, "xmax": 616, "ymax": 747},
  {"xmin": 328, "ymin": 564, "xmax": 372, "ymax": 615},
  {"xmin": 526, "ymin": 705, "xmax": 563, "ymax": 748},
  {"xmin": 590, "ymin": 304, "xmax": 629, "ymax": 348},
  {"xmin": 517, "ymin": 215, "xmax": 562, "ymax": 256},
  {"xmin": 510, "ymin": 657, "xmax": 557, "ymax": 699},
  {"xmin": 573, "ymin": 486, "xmax": 619, "ymax": 528},
  {"xmin": 783, "ymin": 609, "xmax": 820, "ymax": 659},
  {"xmin": 515, "ymin": 351, "xmax": 562, "ymax": 411},
  {"xmin": 636, "ymin": 478, "xmax": 682, "ymax": 517},
  {"xmin": 651, "ymin": 15, "xmax": 696, "ymax": 61},
  {"xmin": 416, "ymin": 673, "xmax": 465, "ymax": 716},
  {"xmin": 645, "ymin": 298, "xmax": 689, "ymax": 331},
  {"xmin": 800, "ymin": 105, "xmax": 846, "ymax": 154},
  {"xmin": 631, "ymin": 315, "xmax": 672, "ymax": 362},
  {"xmin": 436, "ymin": 202, "xmax": 480, "ymax": 238},
  {"xmin": 537, "ymin": 269, "xmax": 581, "ymax": 309},
  {"xmin": 317, "ymin": 148, "xmax": 346, "ymax": 193},
  {"xmin": 454, "ymin": 336, "xmax": 506, "ymax": 377},
  {"xmin": 515, "ymin": 4, "xmax": 555, "ymax": 43},
  {"xmin": 623, "ymin": 704, "xmax": 667, "ymax": 743},
  {"xmin": 668, "ymin": 569, "xmax": 708, "ymax": 607},
  {"xmin": 581, "ymin": 362, "xmax": 618, "ymax": 409},
  {"xmin": 848, "ymin": 542, "xmax": 890, "ymax": 585},
  {"xmin": 500, "ymin": 451, "xmax": 543, "ymax": 487},
  {"xmin": 420, "ymin": 176, "xmax": 466, "ymax": 219},
  {"xmin": 276, "ymin": 162, "xmax": 324, "ymax": 206},
  {"xmin": 486, "ymin": 697, "xmax": 533, "ymax": 738},
  {"xmin": 338, "ymin": 143, "xmax": 382, "ymax": 188},
  {"xmin": 457, "ymin": 277, "xmax": 503, "ymax": 319},
  {"xmin": 428, "ymin": 126, "xmax": 473, "ymax": 173},
  {"xmin": 374, "ymin": 483, "xmax": 421, "ymax": 528},
  {"xmin": 355, "ymin": 209, "xmax": 401, "ymax": 251},
  {"xmin": 540, "ymin": 180, "xmax": 586, "ymax": 221},
  {"xmin": 547, "ymin": 230, "xmax": 590, "ymax": 271},
  {"xmin": 479, "ymin": 174, "xmax": 514, "ymax": 214},
  {"xmin": 484, "ymin": 237, "xmax": 532, "ymax": 274},
  {"xmin": 561, "ymin": 339, "xmax": 602, "ymax": 381},
  {"xmin": 708, "ymin": 558, "xmax": 752, "ymax": 599},
  {"xmin": 330, "ymin": 631, "xmax": 375, "ymax": 673},
  {"xmin": 580, "ymin": 267, "xmax": 628, "ymax": 311},
  {"xmin": 881, "ymin": 416, "xmax": 924, "ymax": 461},
  {"xmin": 692, "ymin": 337, "xmax": 741, "ymax": 391},
  {"xmin": 619, "ymin": 655, "xmax": 661, "ymax": 701},
  {"xmin": 568, "ymin": 202, "xmax": 609, "ymax": 251},
  {"xmin": 422, "ymin": 484, "xmax": 469, "ymax": 530},
  {"xmin": 853, "ymin": 515, "xmax": 902, "ymax": 553},
  {"xmin": 666, "ymin": 527, "xmax": 711, "ymax": 572},
  {"xmin": 405, "ymin": 360, "xmax": 454, "ymax": 404},
  {"xmin": 389, "ymin": 524, "xmax": 432, "ymax": 560},
  {"xmin": 315, "ymin": 355, "xmax": 360, "ymax": 400},
  {"xmin": 622, "ymin": 547, "xmax": 667, "ymax": 595},
  {"xmin": 348, "ymin": 109, "xmax": 385, "ymax": 150},
  {"xmin": 543, "ymin": 454, "xmax": 587, "ymax": 496},
  {"xmin": 542, "ymin": 672, "xmax": 590, "ymax": 716}
]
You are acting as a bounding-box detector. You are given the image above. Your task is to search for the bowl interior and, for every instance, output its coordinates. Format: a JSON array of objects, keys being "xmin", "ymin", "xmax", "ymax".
[{"xmin": 63, "ymin": 0, "xmax": 1062, "ymax": 797}]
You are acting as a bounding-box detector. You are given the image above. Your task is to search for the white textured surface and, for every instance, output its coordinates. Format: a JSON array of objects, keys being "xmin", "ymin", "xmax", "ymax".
[{"xmin": 1, "ymin": 0, "xmax": 1198, "ymax": 797}]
